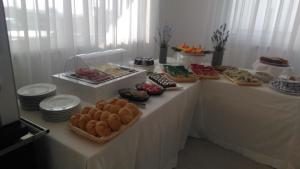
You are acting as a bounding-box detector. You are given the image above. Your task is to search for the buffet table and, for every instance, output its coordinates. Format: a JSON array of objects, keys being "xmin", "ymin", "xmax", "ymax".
[
  {"xmin": 189, "ymin": 77, "xmax": 300, "ymax": 169},
  {"xmin": 21, "ymin": 81, "xmax": 200, "ymax": 169}
]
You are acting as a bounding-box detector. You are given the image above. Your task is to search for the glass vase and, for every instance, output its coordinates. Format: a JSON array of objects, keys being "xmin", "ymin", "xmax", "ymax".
[
  {"xmin": 159, "ymin": 46, "xmax": 168, "ymax": 64},
  {"xmin": 211, "ymin": 49, "xmax": 224, "ymax": 67}
]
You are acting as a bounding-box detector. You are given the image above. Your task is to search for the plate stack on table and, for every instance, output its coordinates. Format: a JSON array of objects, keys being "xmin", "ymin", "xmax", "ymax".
[
  {"xmin": 17, "ymin": 83, "xmax": 57, "ymax": 111},
  {"xmin": 40, "ymin": 95, "xmax": 81, "ymax": 122},
  {"xmin": 269, "ymin": 79, "xmax": 300, "ymax": 95}
]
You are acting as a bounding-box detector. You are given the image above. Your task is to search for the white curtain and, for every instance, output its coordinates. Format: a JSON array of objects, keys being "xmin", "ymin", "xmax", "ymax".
[
  {"xmin": 3, "ymin": 0, "xmax": 159, "ymax": 87},
  {"xmin": 163, "ymin": 0, "xmax": 300, "ymax": 73}
]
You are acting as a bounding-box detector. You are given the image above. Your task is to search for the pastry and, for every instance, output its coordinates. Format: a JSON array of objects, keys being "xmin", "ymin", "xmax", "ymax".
[
  {"xmin": 70, "ymin": 113, "xmax": 81, "ymax": 127},
  {"xmin": 109, "ymin": 98, "xmax": 118, "ymax": 104},
  {"xmin": 136, "ymin": 83, "xmax": 164, "ymax": 95},
  {"xmin": 86, "ymin": 120, "xmax": 98, "ymax": 136},
  {"xmin": 100, "ymin": 111, "xmax": 111, "ymax": 122},
  {"xmin": 134, "ymin": 57, "xmax": 154, "ymax": 66},
  {"xmin": 223, "ymin": 69, "xmax": 262, "ymax": 86},
  {"xmin": 79, "ymin": 114, "xmax": 92, "ymax": 130},
  {"xmin": 118, "ymin": 88, "xmax": 150, "ymax": 102},
  {"xmin": 163, "ymin": 65, "xmax": 196, "ymax": 82},
  {"xmin": 149, "ymin": 73, "xmax": 177, "ymax": 88},
  {"xmin": 81, "ymin": 106, "xmax": 93, "ymax": 114},
  {"xmin": 114, "ymin": 99, "xmax": 128, "ymax": 107},
  {"xmin": 118, "ymin": 107, "xmax": 134, "ymax": 124},
  {"xmin": 96, "ymin": 100, "xmax": 108, "ymax": 110},
  {"xmin": 87, "ymin": 107, "xmax": 99, "ymax": 117},
  {"xmin": 107, "ymin": 114, "xmax": 122, "ymax": 131},
  {"xmin": 260, "ymin": 56, "xmax": 289, "ymax": 67},
  {"xmin": 191, "ymin": 64, "xmax": 220, "ymax": 80},
  {"xmin": 92, "ymin": 110, "xmax": 103, "ymax": 121},
  {"xmin": 103, "ymin": 104, "xmax": 122, "ymax": 114},
  {"xmin": 124, "ymin": 103, "xmax": 140, "ymax": 117},
  {"xmin": 178, "ymin": 43, "xmax": 204, "ymax": 56},
  {"xmin": 95, "ymin": 121, "xmax": 112, "ymax": 137}
]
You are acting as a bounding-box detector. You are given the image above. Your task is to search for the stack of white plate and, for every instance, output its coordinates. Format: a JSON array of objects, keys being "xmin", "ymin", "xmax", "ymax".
[
  {"xmin": 17, "ymin": 83, "xmax": 57, "ymax": 111},
  {"xmin": 39, "ymin": 95, "xmax": 81, "ymax": 122}
]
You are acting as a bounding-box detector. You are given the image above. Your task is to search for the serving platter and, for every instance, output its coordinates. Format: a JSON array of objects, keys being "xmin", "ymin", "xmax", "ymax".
[
  {"xmin": 223, "ymin": 74, "xmax": 262, "ymax": 86},
  {"xmin": 69, "ymin": 110, "xmax": 142, "ymax": 144}
]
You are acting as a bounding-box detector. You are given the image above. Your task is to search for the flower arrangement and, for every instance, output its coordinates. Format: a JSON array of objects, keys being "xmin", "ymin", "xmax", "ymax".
[
  {"xmin": 154, "ymin": 25, "xmax": 173, "ymax": 48},
  {"xmin": 211, "ymin": 23, "xmax": 229, "ymax": 51}
]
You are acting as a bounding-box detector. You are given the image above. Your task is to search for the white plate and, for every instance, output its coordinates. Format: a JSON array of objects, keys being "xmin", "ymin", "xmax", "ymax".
[
  {"xmin": 17, "ymin": 83, "xmax": 56, "ymax": 97},
  {"xmin": 40, "ymin": 95, "xmax": 80, "ymax": 111}
]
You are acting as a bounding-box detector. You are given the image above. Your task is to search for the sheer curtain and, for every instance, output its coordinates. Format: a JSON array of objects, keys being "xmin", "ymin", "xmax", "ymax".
[
  {"xmin": 163, "ymin": 0, "xmax": 300, "ymax": 73},
  {"xmin": 205, "ymin": 0, "xmax": 300, "ymax": 72},
  {"xmin": 3, "ymin": 0, "xmax": 159, "ymax": 87}
]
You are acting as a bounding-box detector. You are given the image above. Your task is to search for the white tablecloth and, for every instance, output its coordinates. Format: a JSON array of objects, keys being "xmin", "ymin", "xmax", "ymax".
[
  {"xmin": 22, "ymin": 82, "xmax": 199, "ymax": 169},
  {"xmin": 189, "ymin": 77, "xmax": 300, "ymax": 169}
]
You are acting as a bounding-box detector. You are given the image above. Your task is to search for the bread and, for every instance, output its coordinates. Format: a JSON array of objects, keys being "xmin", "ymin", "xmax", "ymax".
[
  {"xmin": 88, "ymin": 107, "xmax": 99, "ymax": 117},
  {"xmin": 92, "ymin": 110, "xmax": 103, "ymax": 121},
  {"xmin": 86, "ymin": 120, "xmax": 97, "ymax": 136},
  {"xmin": 114, "ymin": 99, "xmax": 128, "ymax": 107},
  {"xmin": 103, "ymin": 104, "xmax": 121, "ymax": 114},
  {"xmin": 124, "ymin": 103, "xmax": 140, "ymax": 116},
  {"xmin": 118, "ymin": 107, "xmax": 134, "ymax": 124},
  {"xmin": 95, "ymin": 121, "xmax": 112, "ymax": 137},
  {"xmin": 81, "ymin": 106, "xmax": 93, "ymax": 114},
  {"xmin": 70, "ymin": 113, "xmax": 81, "ymax": 127},
  {"xmin": 79, "ymin": 114, "xmax": 92, "ymax": 130},
  {"xmin": 100, "ymin": 111, "xmax": 111, "ymax": 122},
  {"xmin": 96, "ymin": 100, "xmax": 108, "ymax": 110},
  {"xmin": 107, "ymin": 114, "xmax": 122, "ymax": 131},
  {"xmin": 109, "ymin": 98, "xmax": 118, "ymax": 104}
]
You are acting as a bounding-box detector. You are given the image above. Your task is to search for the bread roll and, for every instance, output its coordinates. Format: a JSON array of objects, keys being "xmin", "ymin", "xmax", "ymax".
[
  {"xmin": 70, "ymin": 113, "xmax": 81, "ymax": 127},
  {"xmin": 108, "ymin": 114, "xmax": 122, "ymax": 131},
  {"xmin": 109, "ymin": 98, "xmax": 118, "ymax": 104},
  {"xmin": 96, "ymin": 100, "xmax": 108, "ymax": 110},
  {"xmin": 100, "ymin": 111, "xmax": 110, "ymax": 122},
  {"xmin": 88, "ymin": 107, "xmax": 99, "ymax": 117},
  {"xmin": 125, "ymin": 103, "xmax": 140, "ymax": 116},
  {"xmin": 81, "ymin": 106, "xmax": 93, "ymax": 114},
  {"xmin": 114, "ymin": 99, "xmax": 128, "ymax": 107},
  {"xmin": 95, "ymin": 121, "xmax": 112, "ymax": 137},
  {"xmin": 79, "ymin": 114, "xmax": 92, "ymax": 130},
  {"xmin": 92, "ymin": 110, "xmax": 103, "ymax": 121},
  {"xmin": 86, "ymin": 120, "xmax": 97, "ymax": 136},
  {"xmin": 118, "ymin": 107, "xmax": 134, "ymax": 124}
]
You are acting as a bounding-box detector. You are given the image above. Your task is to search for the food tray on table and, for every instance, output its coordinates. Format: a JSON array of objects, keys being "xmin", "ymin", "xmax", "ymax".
[
  {"xmin": 191, "ymin": 64, "xmax": 220, "ymax": 80},
  {"xmin": 69, "ymin": 98, "xmax": 142, "ymax": 144},
  {"xmin": 223, "ymin": 69, "xmax": 262, "ymax": 86},
  {"xmin": 148, "ymin": 73, "xmax": 183, "ymax": 90},
  {"xmin": 162, "ymin": 65, "xmax": 197, "ymax": 83},
  {"xmin": 269, "ymin": 79, "xmax": 300, "ymax": 96}
]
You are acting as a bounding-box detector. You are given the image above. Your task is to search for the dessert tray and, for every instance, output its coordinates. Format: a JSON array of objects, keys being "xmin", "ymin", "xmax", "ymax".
[
  {"xmin": 223, "ymin": 69, "xmax": 262, "ymax": 86},
  {"xmin": 148, "ymin": 73, "xmax": 182, "ymax": 90},
  {"xmin": 162, "ymin": 65, "xmax": 197, "ymax": 83},
  {"xmin": 63, "ymin": 64, "xmax": 137, "ymax": 85},
  {"xmin": 118, "ymin": 88, "xmax": 150, "ymax": 102},
  {"xmin": 69, "ymin": 98, "xmax": 142, "ymax": 144},
  {"xmin": 177, "ymin": 44, "xmax": 206, "ymax": 56},
  {"xmin": 191, "ymin": 64, "xmax": 220, "ymax": 80},
  {"xmin": 136, "ymin": 82, "xmax": 164, "ymax": 96},
  {"xmin": 269, "ymin": 79, "xmax": 300, "ymax": 95},
  {"xmin": 260, "ymin": 56, "xmax": 289, "ymax": 67},
  {"xmin": 254, "ymin": 72, "xmax": 274, "ymax": 83},
  {"xmin": 17, "ymin": 83, "xmax": 57, "ymax": 111}
]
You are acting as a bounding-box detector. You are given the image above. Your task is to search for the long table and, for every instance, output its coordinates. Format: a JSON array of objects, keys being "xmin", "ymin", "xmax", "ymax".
[
  {"xmin": 189, "ymin": 77, "xmax": 300, "ymax": 169},
  {"xmin": 21, "ymin": 67, "xmax": 300, "ymax": 169},
  {"xmin": 21, "ymin": 81, "xmax": 200, "ymax": 169}
]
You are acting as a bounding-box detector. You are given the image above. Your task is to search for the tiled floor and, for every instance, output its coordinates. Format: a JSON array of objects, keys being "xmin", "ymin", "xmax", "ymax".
[{"xmin": 176, "ymin": 138, "xmax": 274, "ymax": 169}]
